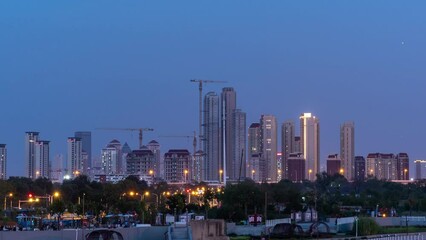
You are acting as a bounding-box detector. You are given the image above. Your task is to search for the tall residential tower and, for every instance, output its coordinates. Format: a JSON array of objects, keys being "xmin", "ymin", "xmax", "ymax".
[
  {"xmin": 300, "ymin": 113, "xmax": 320, "ymax": 181},
  {"xmin": 340, "ymin": 122, "xmax": 355, "ymax": 180},
  {"xmin": 203, "ymin": 92, "xmax": 221, "ymax": 181},
  {"xmin": 0, "ymin": 144, "xmax": 6, "ymax": 180}
]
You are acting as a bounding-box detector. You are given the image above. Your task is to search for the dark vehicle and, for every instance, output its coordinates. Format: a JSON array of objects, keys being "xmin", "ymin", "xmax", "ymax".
[
  {"xmin": 86, "ymin": 230, "xmax": 124, "ymax": 240},
  {"xmin": 269, "ymin": 223, "xmax": 304, "ymax": 239}
]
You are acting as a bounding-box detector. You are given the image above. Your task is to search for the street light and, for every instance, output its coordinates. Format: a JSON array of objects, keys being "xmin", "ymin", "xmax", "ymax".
[
  {"xmin": 4, "ymin": 193, "xmax": 13, "ymax": 211},
  {"xmin": 219, "ymin": 170, "xmax": 223, "ymax": 183},
  {"xmin": 308, "ymin": 169, "xmax": 312, "ymax": 181},
  {"xmin": 339, "ymin": 168, "xmax": 344, "ymax": 175},
  {"xmin": 184, "ymin": 169, "xmax": 189, "ymax": 183},
  {"xmin": 251, "ymin": 170, "xmax": 255, "ymax": 180},
  {"xmin": 404, "ymin": 169, "xmax": 408, "ymax": 180}
]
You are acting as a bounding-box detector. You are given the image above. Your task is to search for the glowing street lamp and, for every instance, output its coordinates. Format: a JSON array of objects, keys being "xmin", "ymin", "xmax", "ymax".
[
  {"xmin": 308, "ymin": 169, "xmax": 313, "ymax": 181},
  {"xmin": 251, "ymin": 170, "xmax": 255, "ymax": 179},
  {"xmin": 219, "ymin": 169, "xmax": 223, "ymax": 183},
  {"xmin": 339, "ymin": 168, "xmax": 344, "ymax": 175},
  {"xmin": 404, "ymin": 169, "xmax": 408, "ymax": 180},
  {"xmin": 3, "ymin": 193, "xmax": 13, "ymax": 210},
  {"xmin": 184, "ymin": 169, "xmax": 189, "ymax": 183}
]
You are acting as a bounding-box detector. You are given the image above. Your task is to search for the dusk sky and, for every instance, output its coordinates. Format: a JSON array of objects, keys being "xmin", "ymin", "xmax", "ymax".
[{"xmin": 1, "ymin": 1, "xmax": 426, "ymax": 177}]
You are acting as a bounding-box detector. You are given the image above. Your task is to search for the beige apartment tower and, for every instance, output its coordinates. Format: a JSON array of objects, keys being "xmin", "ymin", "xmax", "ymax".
[
  {"xmin": 299, "ymin": 113, "xmax": 320, "ymax": 181},
  {"xmin": 340, "ymin": 122, "xmax": 355, "ymax": 180}
]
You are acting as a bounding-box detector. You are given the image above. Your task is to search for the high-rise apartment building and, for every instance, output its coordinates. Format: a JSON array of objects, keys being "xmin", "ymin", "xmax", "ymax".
[
  {"xmin": 366, "ymin": 153, "xmax": 397, "ymax": 180},
  {"xmin": 281, "ymin": 121, "xmax": 295, "ymax": 179},
  {"xmin": 340, "ymin": 122, "xmax": 355, "ymax": 180},
  {"xmin": 260, "ymin": 115, "xmax": 278, "ymax": 183},
  {"xmin": 231, "ymin": 109, "xmax": 246, "ymax": 181},
  {"xmin": 299, "ymin": 113, "xmax": 320, "ymax": 181},
  {"xmin": 67, "ymin": 137, "xmax": 83, "ymax": 176},
  {"xmin": 248, "ymin": 123, "xmax": 261, "ymax": 181},
  {"xmin": 221, "ymin": 87, "xmax": 236, "ymax": 182},
  {"xmin": 164, "ymin": 149, "xmax": 191, "ymax": 183},
  {"xmin": 25, "ymin": 132, "xmax": 39, "ymax": 179},
  {"xmin": 35, "ymin": 140, "xmax": 50, "ymax": 179},
  {"xmin": 203, "ymin": 92, "xmax": 221, "ymax": 181},
  {"xmin": 354, "ymin": 156, "xmax": 366, "ymax": 181},
  {"xmin": 415, "ymin": 160, "xmax": 426, "ymax": 180},
  {"xmin": 294, "ymin": 137, "xmax": 301, "ymax": 153},
  {"xmin": 326, "ymin": 154, "xmax": 341, "ymax": 176},
  {"xmin": 121, "ymin": 142, "xmax": 132, "ymax": 176},
  {"xmin": 101, "ymin": 140, "xmax": 121, "ymax": 174},
  {"xmin": 396, "ymin": 153, "xmax": 409, "ymax": 180},
  {"xmin": 75, "ymin": 131, "xmax": 92, "ymax": 170},
  {"xmin": 147, "ymin": 140, "xmax": 161, "ymax": 179},
  {"xmin": 0, "ymin": 144, "xmax": 6, "ymax": 180}
]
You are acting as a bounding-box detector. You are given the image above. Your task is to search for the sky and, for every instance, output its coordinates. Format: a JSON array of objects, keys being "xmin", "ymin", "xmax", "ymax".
[{"xmin": 1, "ymin": 1, "xmax": 426, "ymax": 177}]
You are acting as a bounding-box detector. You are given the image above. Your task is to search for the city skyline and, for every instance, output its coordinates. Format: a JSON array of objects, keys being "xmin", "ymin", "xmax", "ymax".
[{"xmin": 1, "ymin": 1, "xmax": 426, "ymax": 177}]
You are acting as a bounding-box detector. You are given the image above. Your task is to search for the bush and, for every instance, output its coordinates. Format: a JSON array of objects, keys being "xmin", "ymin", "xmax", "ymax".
[{"xmin": 353, "ymin": 217, "xmax": 381, "ymax": 236}]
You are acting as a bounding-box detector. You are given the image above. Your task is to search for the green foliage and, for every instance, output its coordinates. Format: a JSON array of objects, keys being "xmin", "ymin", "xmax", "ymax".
[{"xmin": 354, "ymin": 217, "xmax": 381, "ymax": 236}]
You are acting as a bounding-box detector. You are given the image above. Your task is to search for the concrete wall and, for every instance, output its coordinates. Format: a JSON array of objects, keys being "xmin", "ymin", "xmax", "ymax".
[
  {"xmin": 226, "ymin": 223, "xmax": 265, "ymax": 236},
  {"xmin": 190, "ymin": 220, "xmax": 229, "ymax": 240},
  {"xmin": 0, "ymin": 226, "xmax": 168, "ymax": 240}
]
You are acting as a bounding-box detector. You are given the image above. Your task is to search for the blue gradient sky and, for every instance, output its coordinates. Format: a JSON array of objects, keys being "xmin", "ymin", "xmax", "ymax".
[{"xmin": 1, "ymin": 1, "xmax": 425, "ymax": 177}]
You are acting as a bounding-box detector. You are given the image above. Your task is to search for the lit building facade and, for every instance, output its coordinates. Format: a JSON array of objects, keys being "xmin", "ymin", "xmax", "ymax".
[
  {"xmin": 231, "ymin": 109, "xmax": 246, "ymax": 181},
  {"xmin": 147, "ymin": 140, "xmax": 161, "ymax": 179},
  {"xmin": 281, "ymin": 121, "xmax": 295, "ymax": 180},
  {"xmin": 415, "ymin": 160, "xmax": 426, "ymax": 180},
  {"xmin": 260, "ymin": 115, "xmax": 278, "ymax": 183},
  {"xmin": 164, "ymin": 149, "xmax": 191, "ymax": 183},
  {"xmin": 248, "ymin": 123, "xmax": 261, "ymax": 181},
  {"xmin": 126, "ymin": 149, "xmax": 155, "ymax": 176},
  {"xmin": 340, "ymin": 122, "xmax": 355, "ymax": 180},
  {"xmin": 25, "ymin": 132, "xmax": 40, "ymax": 180},
  {"xmin": 67, "ymin": 137, "xmax": 83, "ymax": 176},
  {"xmin": 299, "ymin": 113, "xmax": 320, "ymax": 181},
  {"xmin": 75, "ymin": 131, "xmax": 92, "ymax": 170},
  {"xmin": 221, "ymin": 87, "xmax": 236, "ymax": 182},
  {"xmin": 396, "ymin": 153, "xmax": 409, "ymax": 180},
  {"xmin": 0, "ymin": 144, "xmax": 6, "ymax": 180},
  {"xmin": 203, "ymin": 92, "xmax": 221, "ymax": 181},
  {"xmin": 366, "ymin": 153, "xmax": 397, "ymax": 180},
  {"xmin": 35, "ymin": 140, "xmax": 50, "ymax": 179},
  {"xmin": 354, "ymin": 156, "xmax": 366, "ymax": 181}
]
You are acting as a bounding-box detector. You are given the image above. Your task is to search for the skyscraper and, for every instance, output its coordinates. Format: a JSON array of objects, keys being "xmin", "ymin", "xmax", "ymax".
[
  {"xmin": 0, "ymin": 144, "xmax": 6, "ymax": 180},
  {"xmin": 299, "ymin": 113, "xmax": 320, "ymax": 181},
  {"xmin": 75, "ymin": 131, "xmax": 92, "ymax": 171},
  {"xmin": 35, "ymin": 140, "xmax": 50, "ymax": 179},
  {"xmin": 25, "ymin": 132, "xmax": 39, "ymax": 179},
  {"xmin": 415, "ymin": 160, "xmax": 426, "ymax": 180},
  {"xmin": 221, "ymin": 87, "xmax": 236, "ymax": 182},
  {"xmin": 231, "ymin": 109, "xmax": 246, "ymax": 181},
  {"xmin": 67, "ymin": 137, "xmax": 83, "ymax": 177},
  {"xmin": 248, "ymin": 123, "xmax": 261, "ymax": 181},
  {"xmin": 281, "ymin": 121, "xmax": 295, "ymax": 179},
  {"xmin": 340, "ymin": 122, "xmax": 355, "ymax": 180},
  {"xmin": 326, "ymin": 154, "xmax": 341, "ymax": 176},
  {"xmin": 260, "ymin": 115, "xmax": 278, "ymax": 183},
  {"xmin": 203, "ymin": 92, "xmax": 221, "ymax": 181}
]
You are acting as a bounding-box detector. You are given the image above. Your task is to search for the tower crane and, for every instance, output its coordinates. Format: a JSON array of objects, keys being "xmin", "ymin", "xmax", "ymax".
[
  {"xmin": 190, "ymin": 79, "xmax": 227, "ymax": 150},
  {"xmin": 96, "ymin": 128, "xmax": 154, "ymax": 149}
]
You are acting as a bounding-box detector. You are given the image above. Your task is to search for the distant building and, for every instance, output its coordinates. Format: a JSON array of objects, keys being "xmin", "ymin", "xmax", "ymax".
[
  {"xmin": 415, "ymin": 160, "xmax": 426, "ymax": 180},
  {"xmin": 193, "ymin": 150, "xmax": 204, "ymax": 182},
  {"xmin": 67, "ymin": 137, "xmax": 83, "ymax": 177},
  {"xmin": 101, "ymin": 140, "xmax": 120, "ymax": 174},
  {"xmin": 248, "ymin": 123, "xmax": 261, "ymax": 181},
  {"xmin": 121, "ymin": 142, "xmax": 132, "ymax": 176},
  {"xmin": 354, "ymin": 156, "xmax": 366, "ymax": 181},
  {"xmin": 0, "ymin": 144, "xmax": 6, "ymax": 180},
  {"xmin": 366, "ymin": 153, "xmax": 397, "ymax": 180},
  {"xmin": 294, "ymin": 136, "xmax": 301, "ymax": 153},
  {"xmin": 340, "ymin": 122, "xmax": 355, "ymax": 180},
  {"xmin": 277, "ymin": 152, "xmax": 282, "ymax": 182},
  {"xmin": 260, "ymin": 115, "xmax": 278, "ymax": 183},
  {"xmin": 281, "ymin": 121, "xmax": 295, "ymax": 180},
  {"xmin": 299, "ymin": 113, "xmax": 320, "ymax": 181},
  {"xmin": 126, "ymin": 149, "xmax": 155, "ymax": 177},
  {"xmin": 164, "ymin": 149, "xmax": 191, "ymax": 183},
  {"xmin": 35, "ymin": 140, "xmax": 50, "ymax": 179},
  {"xmin": 221, "ymin": 87, "xmax": 236, "ymax": 182},
  {"xmin": 326, "ymin": 154, "xmax": 341, "ymax": 176},
  {"xmin": 232, "ymin": 109, "xmax": 246, "ymax": 182},
  {"xmin": 25, "ymin": 132, "xmax": 39, "ymax": 179},
  {"xmin": 147, "ymin": 140, "xmax": 161, "ymax": 179},
  {"xmin": 203, "ymin": 92, "xmax": 221, "ymax": 181},
  {"xmin": 75, "ymin": 131, "xmax": 92, "ymax": 170},
  {"xmin": 287, "ymin": 152, "xmax": 305, "ymax": 182},
  {"xmin": 396, "ymin": 153, "xmax": 409, "ymax": 180}
]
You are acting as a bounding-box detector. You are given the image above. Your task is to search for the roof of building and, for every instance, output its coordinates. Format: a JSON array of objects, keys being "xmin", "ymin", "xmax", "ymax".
[{"xmin": 249, "ymin": 123, "xmax": 260, "ymax": 128}]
